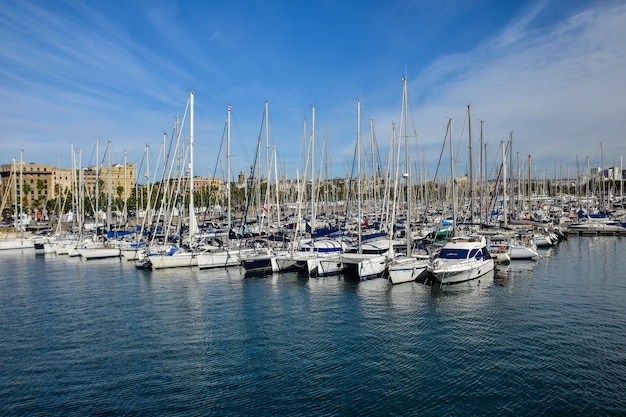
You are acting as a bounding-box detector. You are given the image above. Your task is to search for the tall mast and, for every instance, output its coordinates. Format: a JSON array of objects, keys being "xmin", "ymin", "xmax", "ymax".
[
  {"xmin": 479, "ymin": 120, "xmax": 484, "ymax": 225},
  {"xmin": 107, "ymin": 140, "xmax": 112, "ymax": 231},
  {"xmin": 265, "ymin": 100, "xmax": 270, "ymax": 182},
  {"xmin": 227, "ymin": 104, "xmax": 232, "ymax": 231},
  {"xmin": 528, "ymin": 154, "xmax": 532, "ymax": 219},
  {"xmin": 310, "ymin": 105, "xmax": 316, "ymax": 233},
  {"xmin": 502, "ymin": 140, "xmax": 508, "ymax": 228},
  {"xmin": 95, "ymin": 138, "xmax": 99, "ymax": 228},
  {"xmin": 449, "ymin": 119, "xmax": 456, "ymax": 236},
  {"xmin": 188, "ymin": 91, "xmax": 197, "ymax": 241},
  {"xmin": 468, "ymin": 104, "xmax": 474, "ymax": 224},
  {"xmin": 19, "ymin": 149, "xmax": 23, "ymax": 222},
  {"xmin": 357, "ymin": 99, "xmax": 362, "ymax": 252},
  {"xmin": 403, "ymin": 77, "xmax": 411, "ymax": 256},
  {"xmin": 12, "ymin": 158, "xmax": 17, "ymax": 231},
  {"xmin": 509, "ymin": 131, "xmax": 514, "ymax": 213}
]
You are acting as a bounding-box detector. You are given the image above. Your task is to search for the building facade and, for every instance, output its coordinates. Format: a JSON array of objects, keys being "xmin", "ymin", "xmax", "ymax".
[{"xmin": 0, "ymin": 161, "xmax": 135, "ymax": 215}]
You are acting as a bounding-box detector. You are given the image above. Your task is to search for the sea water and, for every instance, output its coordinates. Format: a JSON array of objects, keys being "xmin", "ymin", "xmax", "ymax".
[{"xmin": 1, "ymin": 237, "xmax": 625, "ymax": 416}]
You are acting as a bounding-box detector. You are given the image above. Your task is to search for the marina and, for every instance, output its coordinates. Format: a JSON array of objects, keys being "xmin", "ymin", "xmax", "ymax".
[{"xmin": 2, "ymin": 1, "xmax": 626, "ymax": 413}]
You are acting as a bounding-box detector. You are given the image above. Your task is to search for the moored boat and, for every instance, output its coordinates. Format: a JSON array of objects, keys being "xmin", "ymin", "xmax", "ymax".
[{"xmin": 431, "ymin": 235, "xmax": 494, "ymax": 285}]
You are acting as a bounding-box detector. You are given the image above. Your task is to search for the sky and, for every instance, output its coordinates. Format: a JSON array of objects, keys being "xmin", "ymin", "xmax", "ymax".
[{"xmin": 1, "ymin": 0, "xmax": 625, "ymax": 182}]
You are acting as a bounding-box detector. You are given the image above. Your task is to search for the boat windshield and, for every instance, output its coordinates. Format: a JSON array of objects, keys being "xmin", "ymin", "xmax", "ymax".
[{"xmin": 438, "ymin": 248, "xmax": 469, "ymax": 260}]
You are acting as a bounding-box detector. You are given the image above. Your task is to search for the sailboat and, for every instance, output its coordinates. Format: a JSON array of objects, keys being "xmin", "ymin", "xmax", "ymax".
[
  {"xmin": 198, "ymin": 103, "xmax": 262, "ymax": 270},
  {"xmin": 137, "ymin": 91, "xmax": 199, "ymax": 270},
  {"xmin": 78, "ymin": 140, "xmax": 121, "ymax": 260},
  {"xmin": 388, "ymin": 77, "xmax": 431, "ymax": 284},
  {"xmin": 0, "ymin": 155, "xmax": 35, "ymax": 251},
  {"xmin": 338, "ymin": 99, "xmax": 391, "ymax": 279}
]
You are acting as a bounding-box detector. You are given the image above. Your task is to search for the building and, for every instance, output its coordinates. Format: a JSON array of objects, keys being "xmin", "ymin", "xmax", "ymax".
[
  {"xmin": 591, "ymin": 166, "xmax": 625, "ymax": 181},
  {"xmin": 0, "ymin": 160, "xmax": 135, "ymax": 215},
  {"xmin": 0, "ymin": 161, "xmax": 56, "ymax": 214}
]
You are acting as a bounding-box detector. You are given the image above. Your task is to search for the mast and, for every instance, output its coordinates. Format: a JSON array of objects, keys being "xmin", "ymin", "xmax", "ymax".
[
  {"xmin": 528, "ymin": 154, "xmax": 532, "ymax": 219},
  {"xmin": 19, "ymin": 149, "xmax": 23, "ymax": 229},
  {"xmin": 357, "ymin": 99, "xmax": 362, "ymax": 253},
  {"xmin": 310, "ymin": 105, "xmax": 316, "ymax": 233},
  {"xmin": 95, "ymin": 138, "xmax": 99, "ymax": 230},
  {"xmin": 502, "ymin": 140, "xmax": 508, "ymax": 228},
  {"xmin": 227, "ymin": 104, "xmax": 232, "ymax": 232},
  {"xmin": 12, "ymin": 158, "xmax": 17, "ymax": 232},
  {"xmin": 449, "ymin": 119, "xmax": 456, "ymax": 236},
  {"xmin": 403, "ymin": 77, "xmax": 411, "ymax": 256},
  {"xmin": 265, "ymin": 100, "xmax": 270, "ymax": 182},
  {"xmin": 600, "ymin": 142, "xmax": 605, "ymax": 211},
  {"xmin": 468, "ymin": 104, "xmax": 474, "ymax": 224},
  {"xmin": 188, "ymin": 90, "xmax": 198, "ymax": 241},
  {"xmin": 107, "ymin": 140, "xmax": 112, "ymax": 232},
  {"xmin": 123, "ymin": 149, "xmax": 127, "ymax": 226},
  {"xmin": 56, "ymin": 156, "xmax": 62, "ymax": 234},
  {"xmin": 619, "ymin": 155, "xmax": 624, "ymax": 203},
  {"xmin": 509, "ymin": 131, "xmax": 514, "ymax": 199},
  {"xmin": 479, "ymin": 120, "xmax": 484, "ymax": 225}
]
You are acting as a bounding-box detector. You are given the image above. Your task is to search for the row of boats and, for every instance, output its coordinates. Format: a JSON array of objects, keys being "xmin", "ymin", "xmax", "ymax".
[{"xmin": 1, "ymin": 219, "xmax": 566, "ymax": 286}]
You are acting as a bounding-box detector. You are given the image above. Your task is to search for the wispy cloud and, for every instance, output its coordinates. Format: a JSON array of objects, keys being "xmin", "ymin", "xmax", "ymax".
[
  {"xmin": 408, "ymin": 0, "xmax": 626, "ymax": 173},
  {"xmin": 0, "ymin": 0, "xmax": 624, "ymax": 178}
]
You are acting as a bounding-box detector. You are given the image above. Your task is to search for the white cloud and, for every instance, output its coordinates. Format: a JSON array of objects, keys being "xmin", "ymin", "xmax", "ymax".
[{"xmin": 411, "ymin": 1, "xmax": 626, "ymax": 174}]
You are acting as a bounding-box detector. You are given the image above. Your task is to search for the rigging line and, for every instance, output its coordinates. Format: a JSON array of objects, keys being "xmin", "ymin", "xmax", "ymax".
[{"xmin": 432, "ymin": 119, "xmax": 451, "ymax": 185}]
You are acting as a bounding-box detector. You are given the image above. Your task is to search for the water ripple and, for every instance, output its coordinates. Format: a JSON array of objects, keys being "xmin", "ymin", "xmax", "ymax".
[{"xmin": 1, "ymin": 240, "xmax": 626, "ymax": 415}]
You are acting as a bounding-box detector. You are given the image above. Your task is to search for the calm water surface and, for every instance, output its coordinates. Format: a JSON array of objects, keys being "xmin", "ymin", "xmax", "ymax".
[{"xmin": 1, "ymin": 237, "xmax": 625, "ymax": 416}]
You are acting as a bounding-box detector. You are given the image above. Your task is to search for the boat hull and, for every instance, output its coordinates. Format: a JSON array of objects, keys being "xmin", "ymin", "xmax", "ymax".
[
  {"xmin": 340, "ymin": 253, "xmax": 387, "ymax": 280},
  {"xmin": 197, "ymin": 250, "xmax": 242, "ymax": 269},
  {"xmin": 78, "ymin": 247, "xmax": 121, "ymax": 260},
  {"xmin": 241, "ymin": 254, "xmax": 279, "ymax": 273},
  {"xmin": 388, "ymin": 257, "xmax": 430, "ymax": 284},
  {"xmin": 148, "ymin": 252, "xmax": 197, "ymax": 269},
  {"xmin": 315, "ymin": 257, "xmax": 346, "ymax": 276},
  {"xmin": 0, "ymin": 238, "xmax": 34, "ymax": 250},
  {"xmin": 431, "ymin": 259, "xmax": 494, "ymax": 285}
]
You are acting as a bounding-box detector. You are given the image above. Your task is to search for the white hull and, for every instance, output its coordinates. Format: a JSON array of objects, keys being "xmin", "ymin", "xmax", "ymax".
[
  {"xmin": 148, "ymin": 251, "xmax": 197, "ymax": 269},
  {"xmin": 120, "ymin": 248, "xmax": 144, "ymax": 261},
  {"xmin": 66, "ymin": 245, "xmax": 81, "ymax": 257},
  {"xmin": 294, "ymin": 239, "xmax": 346, "ymax": 276},
  {"xmin": 340, "ymin": 253, "xmax": 388, "ymax": 279},
  {"xmin": 431, "ymin": 235, "xmax": 495, "ymax": 285},
  {"xmin": 388, "ymin": 256, "xmax": 430, "ymax": 284},
  {"xmin": 274, "ymin": 253, "xmax": 305, "ymax": 272},
  {"xmin": 197, "ymin": 249, "xmax": 242, "ymax": 269},
  {"xmin": 432, "ymin": 259, "xmax": 494, "ymax": 285},
  {"xmin": 34, "ymin": 238, "xmax": 53, "ymax": 255},
  {"xmin": 53, "ymin": 242, "xmax": 69, "ymax": 255},
  {"xmin": 0, "ymin": 238, "xmax": 34, "ymax": 250},
  {"xmin": 509, "ymin": 245, "xmax": 539, "ymax": 260},
  {"xmin": 315, "ymin": 256, "xmax": 346, "ymax": 276},
  {"xmin": 78, "ymin": 247, "xmax": 121, "ymax": 259}
]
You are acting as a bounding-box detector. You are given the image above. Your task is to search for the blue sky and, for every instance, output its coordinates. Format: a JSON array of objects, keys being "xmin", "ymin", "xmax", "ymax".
[{"xmin": 1, "ymin": 0, "xmax": 625, "ymax": 181}]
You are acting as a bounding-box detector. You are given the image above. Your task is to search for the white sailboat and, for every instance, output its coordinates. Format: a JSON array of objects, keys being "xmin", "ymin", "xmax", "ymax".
[
  {"xmin": 199, "ymin": 103, "xmax": 264, "ymax": 269},
  {"xmin": 337, "ymin": 99, "xmax": 392, "ymax": 279},
  {"xmin": 387, "ymin": 76, "xmax": 432, "ymax": 284},
  {"xmin": 0, "ymin": 155, "xmax": 35, "ymax": 251},
  {"xmin": 138, "ymin": 91, "xmax": 199, "ymax": 270},
  {"xmin": 78, "ymin": 140, "xmax": 121, "ymax": 260}
]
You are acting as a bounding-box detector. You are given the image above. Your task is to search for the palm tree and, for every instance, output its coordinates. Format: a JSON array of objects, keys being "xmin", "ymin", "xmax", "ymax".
[{"xmin": 22, "ymin": 183, "xmax": 31, "ymax": 212}]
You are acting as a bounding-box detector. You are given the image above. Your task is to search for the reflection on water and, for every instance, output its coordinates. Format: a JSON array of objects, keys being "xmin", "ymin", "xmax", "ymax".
[
  {"xmin": 2, "ymin": 239, "xmax": 626, "ymax": 416},
  {"xmin": 494, "ymin": 260, "xmax": 538, "ymax": 285}
]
